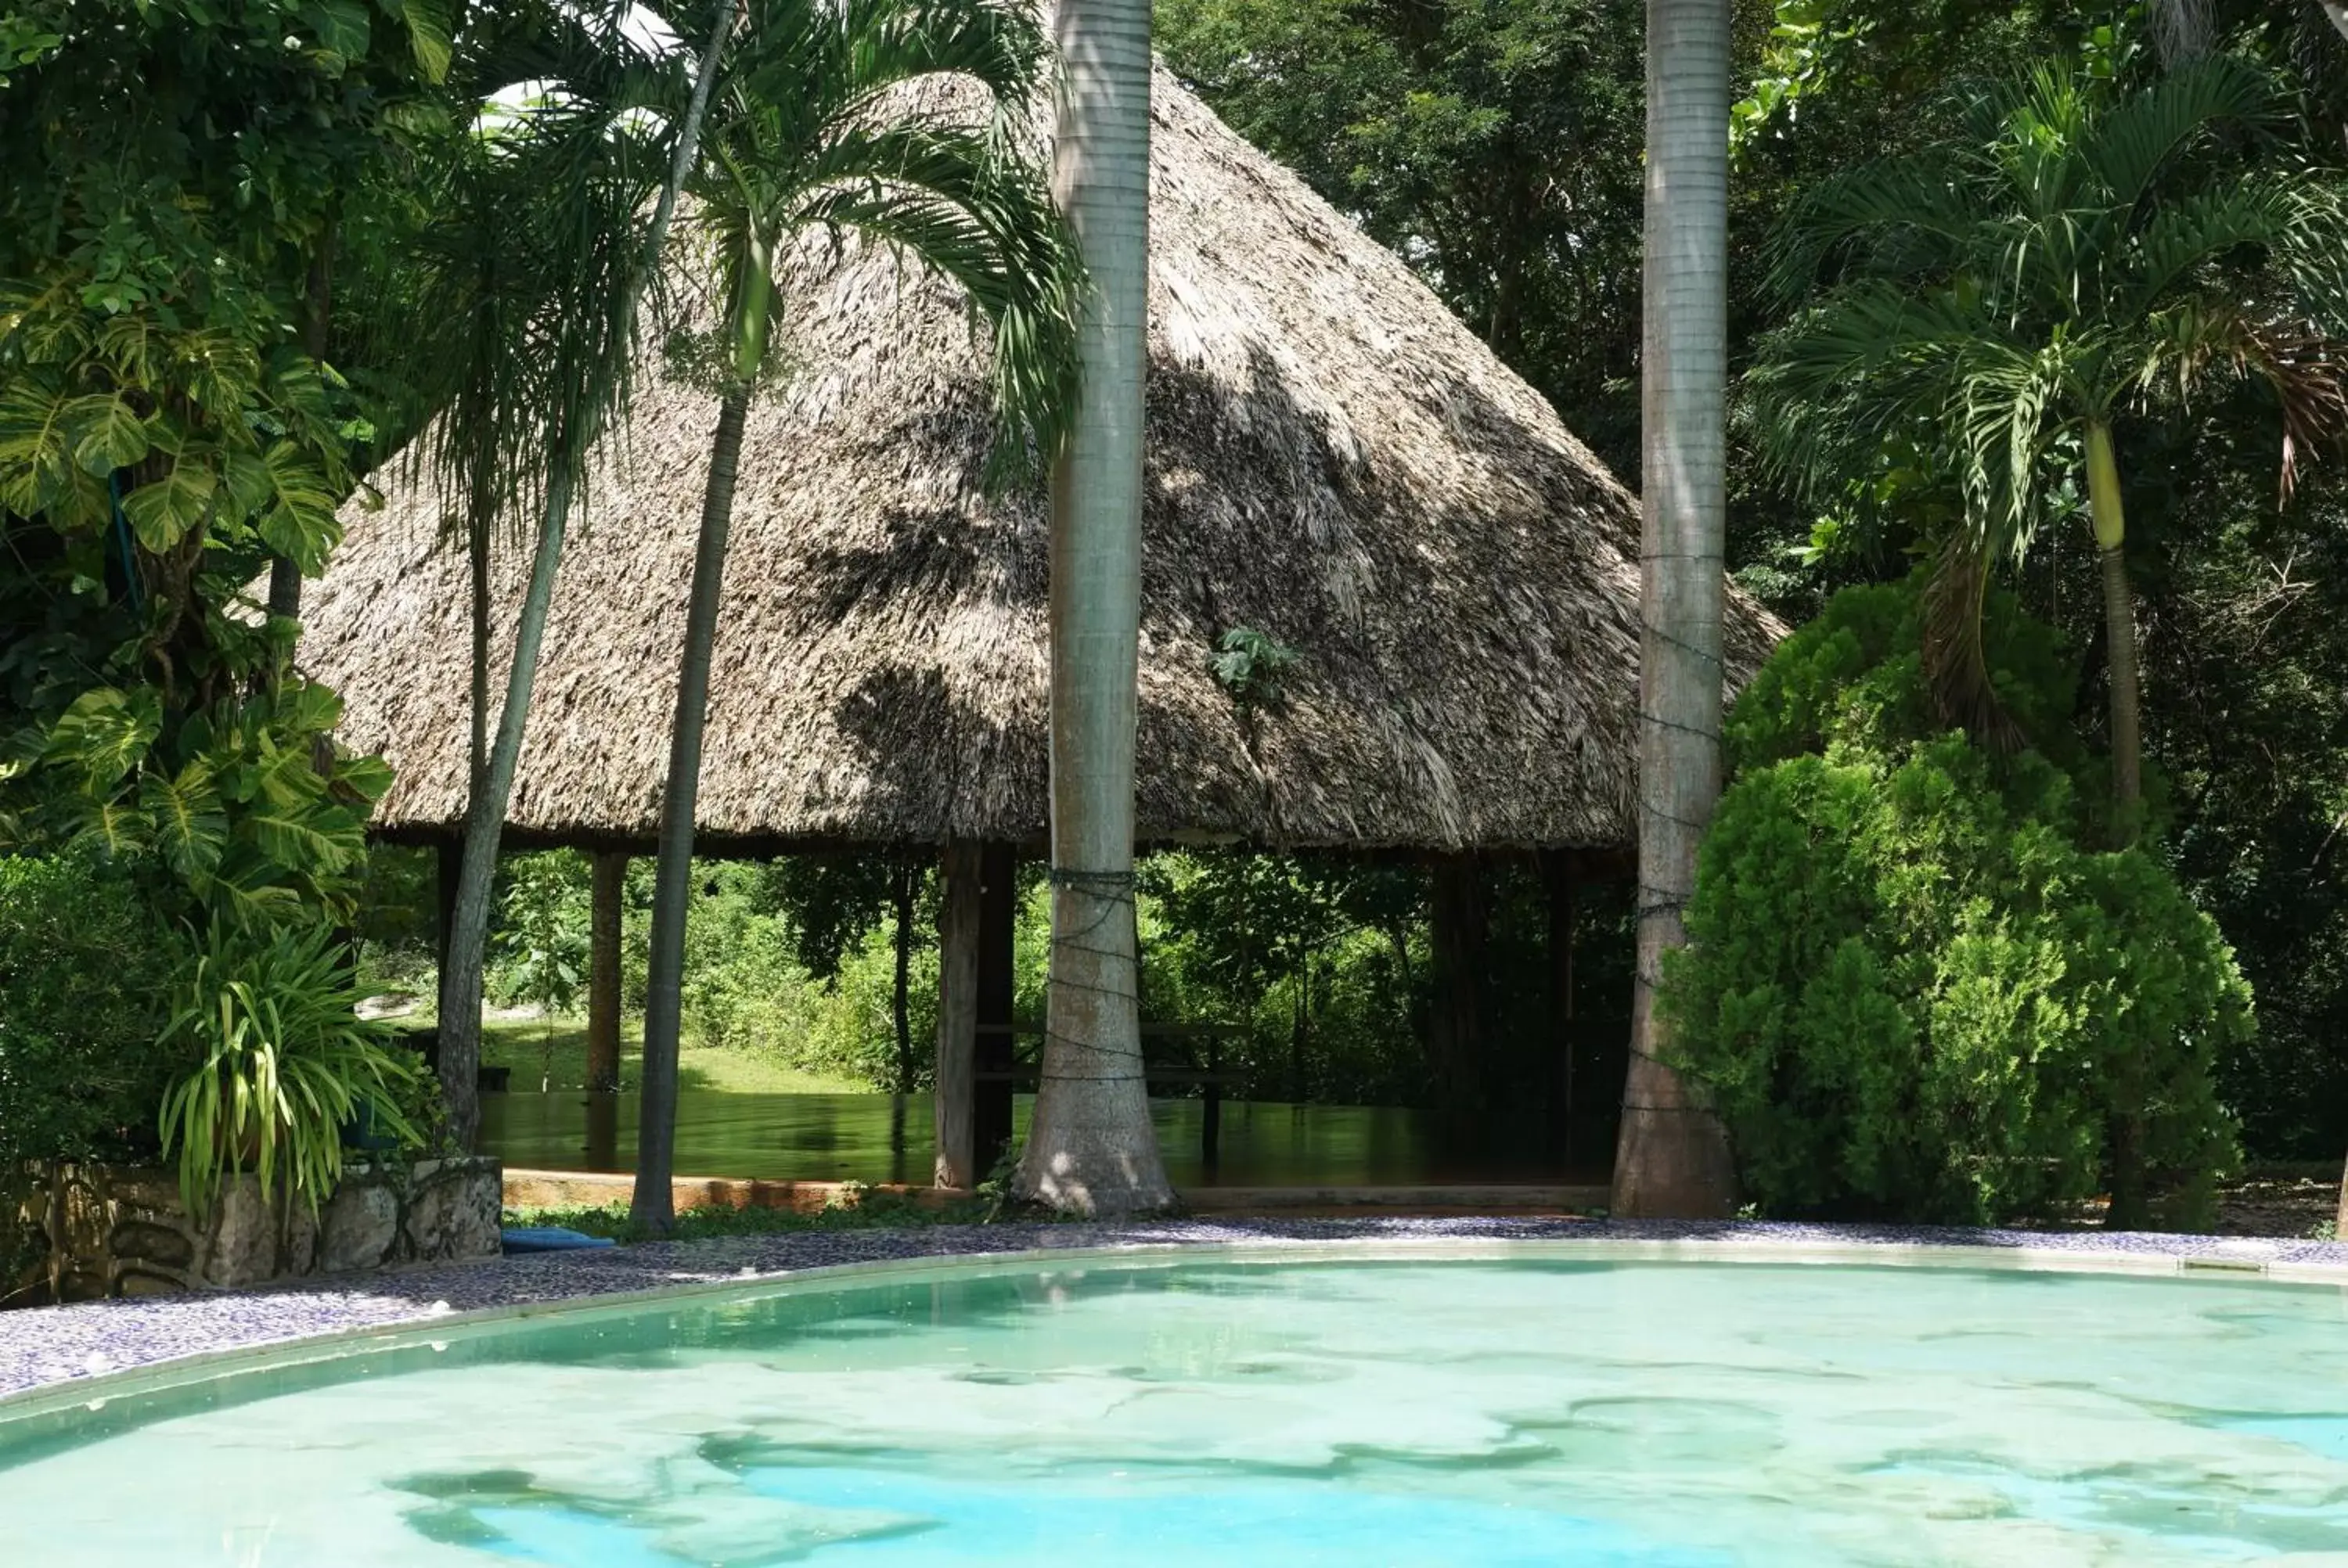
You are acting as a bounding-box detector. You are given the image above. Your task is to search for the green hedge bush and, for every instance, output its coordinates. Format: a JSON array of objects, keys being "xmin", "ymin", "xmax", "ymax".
[{"xmin": 1662, "ymin": 582, "xmax": 2247, "ymax": 1228}]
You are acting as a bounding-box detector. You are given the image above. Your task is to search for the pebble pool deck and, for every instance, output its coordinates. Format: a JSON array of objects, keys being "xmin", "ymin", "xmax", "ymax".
[{"xmin": 6, "ymin": 1217, "xmax": 2348, "ymax": 1403}]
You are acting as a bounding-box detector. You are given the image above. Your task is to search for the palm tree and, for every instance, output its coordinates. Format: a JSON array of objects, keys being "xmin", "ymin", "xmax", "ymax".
[
  {"xmin": 419, "ymin": 1, "xmax": 739, "ymax": 1149},
  {"xmin": 1750, "ymin": 59, "xmax": 2348, "ymax": 835},
  {"xmin": 1013, "ymin": 0, "xmax": 1174, "ymax": 1216},
  {"xmin": 627, "ymin": 0, "xmax": 1082, "ymax": 1232},
  {"xmin": 1609, "ymin": 0, "xmax": 1741, "ymax": 1221}
]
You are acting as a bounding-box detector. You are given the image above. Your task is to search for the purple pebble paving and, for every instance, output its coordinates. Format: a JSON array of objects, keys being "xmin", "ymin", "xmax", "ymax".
[{"xmin": 6, "ymin": 1217, "xmax": 2347, "ymax": 1404}]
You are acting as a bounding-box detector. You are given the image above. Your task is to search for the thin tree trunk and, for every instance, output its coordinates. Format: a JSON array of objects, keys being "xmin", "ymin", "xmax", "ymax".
[
  {"xmin": 2335, "ymin": 1149, "xmax": 2348, "ymax": 1239},
  {"xmin": 1289, "ymin": 952, "xmax": 1308, "ymax": 1102},
  {"xmin": 632, "ymin": 385, "xmax": 751, "ymax": 1232},
  {"xmin": 469, "ymin": 488, "xmax": 491, "ymax": 795},
  {"xmin": 588, "ymin": 851, "xmax": 625, "ymax": 1092},
  {"xmin": 2087, "ymin": 420, "xmax": 2145, "ymax": 828},
  {"xmin": 893, "ymin": 861, "xmax": 917, "ymax": 1094},
  {"xmin": 1613, "ymin": 0, "xmax": 1739, "ymax": 1219},
  {"xmin": 935, "ymin": 842, "xmax": 982, "ymax": 1189},
  {"xmin": 437, "ymin": 9, "xmax": 732, "ymax": 1149},
  {"xmin": 1017, "ymin": 0, "xmax": 1172, "ymax": 1215},
  {"xmin": 435, "ymin": 467, "xmax": 575, "ymax": 1148}
]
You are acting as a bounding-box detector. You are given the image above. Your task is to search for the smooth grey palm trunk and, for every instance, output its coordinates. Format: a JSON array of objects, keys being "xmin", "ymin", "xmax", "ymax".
[
  {"xmin": 1016, "ymin": 0, "xmax": 1172, "ymax": 1215},
  {"xmin": 1612, "ymin": 0, "xmax": 1738, "ymax": 1219},
  {"xmin": 433, "ymin": 9, "xmax": 735, "ymax": 1148},
  {"xmin": 632, "ymin": 386, "xmax": 751, "ymax": 1232}
]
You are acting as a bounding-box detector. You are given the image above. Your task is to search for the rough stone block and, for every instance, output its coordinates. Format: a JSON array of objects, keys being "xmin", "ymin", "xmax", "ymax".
[
  {"xmin": 203, "ymin": 1177, "xmax": 279, "ymax": 1288},
  {"xmin": 402, "ymin": 1160, "xmax": 502, "ymax": 1263},
  {"xmin": 319, "ymin": 1182, "xmax": 400, "ymax": 1273}
]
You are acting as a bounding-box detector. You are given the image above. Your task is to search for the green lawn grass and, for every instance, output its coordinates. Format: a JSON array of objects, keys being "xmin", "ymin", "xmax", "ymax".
[{"xmin": 382, "ymin": 1005, "xmax": 867, "ymax": 1096}]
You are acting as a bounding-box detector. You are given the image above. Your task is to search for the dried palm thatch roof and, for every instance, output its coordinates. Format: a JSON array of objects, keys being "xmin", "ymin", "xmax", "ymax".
[{"xmin": 299, "ymin": 64, "xmax": 1782, "ymax": 855}]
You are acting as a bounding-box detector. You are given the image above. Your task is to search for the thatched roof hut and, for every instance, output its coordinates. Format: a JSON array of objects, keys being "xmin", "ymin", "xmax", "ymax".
[{"xmin": 299, "ymin": 63, "xmax": 1781, "ymax": 858}]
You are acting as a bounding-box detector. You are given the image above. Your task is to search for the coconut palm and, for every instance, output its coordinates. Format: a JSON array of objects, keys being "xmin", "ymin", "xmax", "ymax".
[
  {"xmin": 627, "ymin": 0, "xmax": 1082, "ymax": 1230},
  {"xmin": 1749, "ymin": 57, "xmax": 2348, "ymax": 833},
  {"xmin": 409, "ymin": 1, "xmax": 738, "ymax": 1149},
  {"xmin": 1012, "ymin": 0, "xmax": 1175, "ymax": 1217},
  {"xmin": 1611, "ymin": 0, "xmax": 1741, "ymax": 1221}
]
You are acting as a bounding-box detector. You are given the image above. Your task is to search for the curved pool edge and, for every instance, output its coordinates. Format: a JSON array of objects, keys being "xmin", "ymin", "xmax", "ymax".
[{"xmin": 6, "ymin": 1216, "xmax": 2346, "ymax": 1421}]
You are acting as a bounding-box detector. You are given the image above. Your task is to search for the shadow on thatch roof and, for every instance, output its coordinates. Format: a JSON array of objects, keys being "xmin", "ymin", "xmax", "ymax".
[{"xmin": 298, "ymin": 63, "xmax": 1782, "ymax": 856}]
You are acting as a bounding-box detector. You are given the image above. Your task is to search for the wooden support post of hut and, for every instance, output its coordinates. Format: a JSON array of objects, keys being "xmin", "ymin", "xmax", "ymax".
[
  {"xmin": 1427, "ymin": 855, "xmax": 1489, "ymax": 1115},
  {"xmin": 297, "ymin": 60, "xmax": 1781, "ymax": 1192},
  {"xmin": 974, "ymin": 843, "xmax": 1020, "ymax": 1174},
  {"xmin": 934, "ymin": 842, "xmax": 983, "ymax": 1189},
  {"xmin": 1543, "ymin": 850, "xmax": 1578, "ymax": 1160},
  {"xmin": 587, "ymin": 851, "xmax": 627, "ymax": 1092}
]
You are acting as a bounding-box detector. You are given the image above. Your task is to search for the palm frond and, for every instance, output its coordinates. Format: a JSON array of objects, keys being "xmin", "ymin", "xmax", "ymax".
[
  {"xmin": 2116, "ymin": 179, "xmax": 2302, "ymax": 320},
  {"xmin": 2079, "ymin": 55, "xmax": 2274, "ymax": 215},
  {"xmin": 1766, "ymin": 156, "xmax": 1983, "ymax": 306}
]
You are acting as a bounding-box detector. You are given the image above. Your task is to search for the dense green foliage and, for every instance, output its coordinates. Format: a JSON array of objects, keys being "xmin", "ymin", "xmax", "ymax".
[
  {"xmin": 1664, "ymin": 582, "xmax": 2249, "ymax": 1226},
  {"xmin": 0, "ymin": 853, "xmax": 184, "ymax": 1291},
  {"xmin": 0, "ymin": 0, "xmax": 438, "ymax": 924},
  {"xmin": 1161, "ymin": 0, "xmax": 2348, "ymax": 1166}
]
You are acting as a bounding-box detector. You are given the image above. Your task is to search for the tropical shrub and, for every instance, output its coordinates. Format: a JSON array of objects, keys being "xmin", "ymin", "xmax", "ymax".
[
  {"xmin": 0, "ymin": 851, "xmax": 187, "ymax": 1290},
  {"xmin": 1662, "ymin": 581, "xmax": 2248, "ymax": 1228},
  {"xmin": 157, "ymin": 920, "xmax": 423, "ymax": 1217}
]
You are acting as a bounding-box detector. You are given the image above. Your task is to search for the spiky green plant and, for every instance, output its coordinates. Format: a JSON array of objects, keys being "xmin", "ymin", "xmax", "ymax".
[{"xmin": 157, "ymin": 921, "xmax": 423, "ymax": 1219}]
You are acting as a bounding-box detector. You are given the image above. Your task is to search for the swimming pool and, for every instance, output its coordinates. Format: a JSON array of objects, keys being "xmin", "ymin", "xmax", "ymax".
[{"xmin": 4, "ymin": 1249, "xmax": 2345, "ymax": 1563}]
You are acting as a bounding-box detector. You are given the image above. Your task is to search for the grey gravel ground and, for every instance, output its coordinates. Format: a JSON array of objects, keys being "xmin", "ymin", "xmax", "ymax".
[{"xmin": 7, "ymin": 1216, "xmax": 2347, "ymax": 1403}]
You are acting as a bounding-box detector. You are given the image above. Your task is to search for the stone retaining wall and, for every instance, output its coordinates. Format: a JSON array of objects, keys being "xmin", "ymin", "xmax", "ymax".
[{"xmin": 23, "ymin": 1156, "xmax": 502, "ymax": 1303}]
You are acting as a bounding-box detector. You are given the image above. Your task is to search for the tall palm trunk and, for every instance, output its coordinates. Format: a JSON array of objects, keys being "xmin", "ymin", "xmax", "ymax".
[
  {"xmin": 437, "ymin": 12, "xmax": 734, "ymax": 1149},
  {"xmin": 1016, "ymin": 0, "xmax": 1171, "ymax": 1215},
  {"xmin": 632, "ymin": 232, "xmax": 772, "ymax": 1232},
  {"xmin": 2087, "ymin": 419, "xmax": 2145, "ymax": 825},
  {"xmin": 1612, "ymin": 0, "xmax": 1738, "ymax": 1219}
]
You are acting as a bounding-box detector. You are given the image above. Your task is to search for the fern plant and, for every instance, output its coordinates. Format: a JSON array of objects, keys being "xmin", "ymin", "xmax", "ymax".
[{"xmin": 157, "ymin": 920, "xmax": 423, "ymax": 1218}]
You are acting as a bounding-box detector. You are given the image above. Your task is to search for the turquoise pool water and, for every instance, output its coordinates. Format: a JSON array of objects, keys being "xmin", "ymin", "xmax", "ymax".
[{"xmin": 5, "ymin": 1253, "xmax": 2347, "ymax": 1564}]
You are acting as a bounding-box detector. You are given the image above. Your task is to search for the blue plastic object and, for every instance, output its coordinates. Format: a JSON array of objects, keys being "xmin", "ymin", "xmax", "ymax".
[{"xmin": 500, "ymin": 1227, "xmax": 617, "ymax": 1254}]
